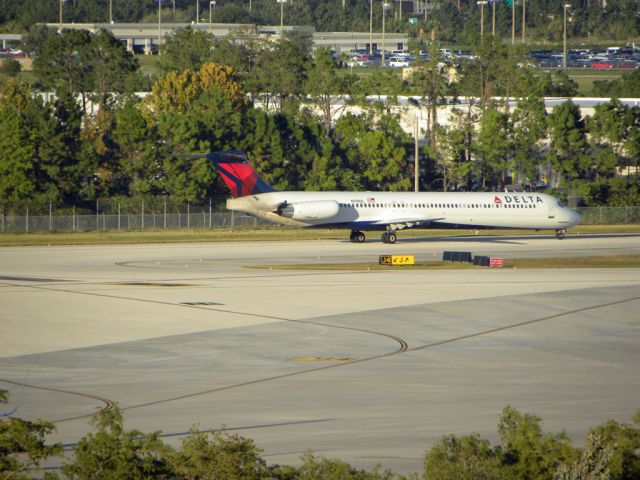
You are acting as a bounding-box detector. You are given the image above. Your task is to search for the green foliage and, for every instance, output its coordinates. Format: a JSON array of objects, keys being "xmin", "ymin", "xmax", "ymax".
[
  {"xmin": 593, "ymin": 70, "xmax": 640, "ymax": 98},
  {"xmin": 547, "ymin": 100, "xmax": 591, "ymax": 187},
  {"xmin": 498, "ymin": 405, "xmax": 579, "ymax": 479},
  {"xmin": 0, "ymin": 391, "xmax": 62, "ymax": 479},
  {"xmin": 476, "ymin": 102, "xmax": 512, "ymax": 189},
  {"xmin": 168, "ymin": 429, "xmax": 268, "ymax": 480},
  {"xmin": 588, "ymin": 410, "xmax": 640, "ymax": 480},
  {"xmin": 160, "ymin": 27, "xmax": 216, "ymax": 73},
  {"xmin": 511, "ymin": 96, "xmax": 548, "ymax": 184},
  {"xmin": 424, "ymin": 434, "xmax": 503, "ymax": 480},
  {"xmin": 32, "ymin": 28, "xmax": 138, "ymax": 111},
  {"xmin": 554, "ymin": 433, "xmax": 614, "ymax": 480},
  {"xmin": 61, "ymin": 405, "xmax": 173, "ymax": 479},
  {"xmin": 296, "ymin": 451, "xmax": 395, "ymax": 480},
  {"xmin": 0, "ymin": 58, "xmax": 21, "ymax": 77}
]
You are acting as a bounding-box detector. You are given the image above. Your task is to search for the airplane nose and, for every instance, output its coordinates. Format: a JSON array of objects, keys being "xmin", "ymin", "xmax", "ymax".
[{"xmin": 570, "ymin": 210, "xmax": 581, "ymax": 226}]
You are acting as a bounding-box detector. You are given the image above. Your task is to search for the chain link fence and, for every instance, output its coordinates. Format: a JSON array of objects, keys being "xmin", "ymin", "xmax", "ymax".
[
  {"xmin": 0, "ymin": 204, "xmax": 274, "ymax": 234},
  {"xmin": 1, "ymin": 205, "xmax": 639, "ymax": 234}
]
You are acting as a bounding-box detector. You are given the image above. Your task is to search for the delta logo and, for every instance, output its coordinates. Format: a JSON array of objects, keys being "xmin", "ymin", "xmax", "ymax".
[{"xmin": 494, "ymin": 195, "xmax": 544, "ymax": 204}]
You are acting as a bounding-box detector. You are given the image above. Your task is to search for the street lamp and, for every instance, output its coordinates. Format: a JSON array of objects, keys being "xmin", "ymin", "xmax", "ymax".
[
  {"xmin": 209, "ymin": 0, "xmax": 216, "ymax": 25},
  {"xmin": 277, "ymin": 0, "xmax": 287, "ymax": 34},
  {"xmin": 522, "ymin": 0, "xmax": 526, "ymax": 44},
  {"xmin": 511, "ymin": 0, "xmax": 515, "ymax": 44},
  {"xmin": 158, "ymin": 0, "xmax": 162, "ymax": 55},
  {"xmin": 382, "ymin": 2, "xmax": 390, "ymax": 67},
  {"xmin": 109, "ymin": 0, "xmax": 113, "ymax": 24},
  {"xmin": 492, "ymin": 0, "xmax": 495, "ymax": 36},
  {"xmin": 563, "ymin": 3, "xmax": 571, "ymax": 68},
  {"xmin": 477, "ymin": 1, "xmax": 487, "ymax": 40},
  {"xmin": 196, "ymin": 0, "xmax": 199, "ymax": 23},
  {"xmin": 59, "ymin": 0, "xmax": 63, "ymax": 32},
  {"xmin": 369, "ymin": 0, "xmax": 373, "ymax": 54}
]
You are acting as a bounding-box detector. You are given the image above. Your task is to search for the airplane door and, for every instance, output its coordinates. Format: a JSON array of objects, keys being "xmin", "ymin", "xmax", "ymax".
[{"xmin": 548, "ymin": 203, "xmax": 555, "ymax": 218}]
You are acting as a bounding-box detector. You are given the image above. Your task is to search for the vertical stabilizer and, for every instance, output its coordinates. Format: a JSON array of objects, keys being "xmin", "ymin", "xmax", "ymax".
[{"xmin": 209, "ymin": 150, "xmax": 276, "ymax": 198}]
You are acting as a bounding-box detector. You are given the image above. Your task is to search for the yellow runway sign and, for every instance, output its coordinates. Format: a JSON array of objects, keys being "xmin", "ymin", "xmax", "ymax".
[{"xmin": 379, "ymin": 255, "xmax": 415, "ymax": 266}]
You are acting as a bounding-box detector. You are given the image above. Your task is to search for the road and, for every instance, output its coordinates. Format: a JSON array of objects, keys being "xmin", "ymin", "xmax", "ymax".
[{"xmin": 1, "ymin": 234, "xmax": 639, "ymax": 474}]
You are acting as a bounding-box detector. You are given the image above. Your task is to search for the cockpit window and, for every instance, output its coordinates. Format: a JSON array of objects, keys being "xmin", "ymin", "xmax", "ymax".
[{"xmin": 557, "ymin": 200, "xmax": 565, "ymax": 207}]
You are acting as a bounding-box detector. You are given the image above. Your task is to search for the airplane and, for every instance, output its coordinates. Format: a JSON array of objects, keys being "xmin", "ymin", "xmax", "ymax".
[{"xmin": 208, "ymin": 150, "xmax": 580, "ymax": 243}]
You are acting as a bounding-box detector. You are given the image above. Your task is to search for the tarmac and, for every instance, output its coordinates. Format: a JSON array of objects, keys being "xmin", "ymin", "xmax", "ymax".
[{"xmin": 1, "ymin": 233, "xmax": 639, "ymax": 474}]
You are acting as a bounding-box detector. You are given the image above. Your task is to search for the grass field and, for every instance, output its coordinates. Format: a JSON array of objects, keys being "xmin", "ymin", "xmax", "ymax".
[
  {"xmin": 0, "ymin": 224, "xmax": 638, "ymax": 247},
  {"xmin": 250, "ymin": 255, "xmax": 640, "ymax": 271}
]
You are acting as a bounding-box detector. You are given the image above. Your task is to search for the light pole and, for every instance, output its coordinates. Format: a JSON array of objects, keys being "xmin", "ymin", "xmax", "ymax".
[
  {"xmin": 492, "ymin": 0, "xmax": 495, "ymax": 36},
  {"xmin": 59, "ymin": 0, "xmax": 63, "ymax": 32},
  {"xmin": 278, "ymin": 0, "xmax": 287, "ymax": 34},
  {"xmin": 209, "ymin": 0, "xmax": 215, "ymax": 25},
  {"xmin": 196, "ymin": 0, "xmax": 199, "ymax": 23},
  {"xmin": 369, "ymin": 0, "xmax": 373, "ymax": 54},
  {"xmin": 477, "ymin": 1, "xmax": 487, "ymax": 40},
  {"xmin": 511, "ymin": 0, "xmax": 515, "ymax": 45},
  {"xmin": 158, "ymin": 0, "xmax": 161, "ymax": 54},
  {"xmin": 563, "ymin": 3, "xmax": 571, "ymax": 68},
  {"xmin": 521, "ymin": 0, "xmax": 526, "ymax": 44},
  {"xmin": 382, "ymin": 2, "xmax": 390, "ymax": 66},
  {"xmin": 109, "ymin": 0, "xmax": 113, "ymax": 24}
]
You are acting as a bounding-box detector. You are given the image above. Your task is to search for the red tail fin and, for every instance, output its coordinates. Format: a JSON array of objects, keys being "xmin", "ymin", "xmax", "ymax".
[{"xmin": 209, "ymin": 151, "xmax": 276, "ymax": 198}]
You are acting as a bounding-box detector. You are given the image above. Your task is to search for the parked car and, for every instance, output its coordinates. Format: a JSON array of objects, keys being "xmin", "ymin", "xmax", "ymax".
[{"xmin": 388, "ymin": 55, "xmax": 413, "ymax": 67}]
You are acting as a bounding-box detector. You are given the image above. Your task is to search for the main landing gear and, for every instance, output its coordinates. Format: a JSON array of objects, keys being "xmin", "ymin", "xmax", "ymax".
[
  {"xmin": 381, "ymin": 231, "xmax": 397, "ymax": 244},
  {"xmin": 555, "ymin": 229, "xmax": 566, "ymax": 240},
  {"xmin": 349, "ymin": 229, "xmax": 398, "ymax": 244},
  {"xmin": 349, "ymin": 230, "xmax": 366, "ymax": 243}
]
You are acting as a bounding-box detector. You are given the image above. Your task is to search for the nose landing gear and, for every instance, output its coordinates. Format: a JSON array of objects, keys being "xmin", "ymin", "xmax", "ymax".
[{"xmin": 555, "ymin": 229, "xmax": 566, "ymax": 240}]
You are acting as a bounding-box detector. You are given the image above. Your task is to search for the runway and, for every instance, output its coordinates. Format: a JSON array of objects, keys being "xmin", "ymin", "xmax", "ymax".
[{"xmin": 1, "ymin": 233, "xmax": 639, "ymax": 474}]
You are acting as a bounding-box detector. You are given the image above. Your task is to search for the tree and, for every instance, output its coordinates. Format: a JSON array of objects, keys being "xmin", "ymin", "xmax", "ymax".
[
  {"xmin": 297, "ymin": 451, "xmax": 394, "ymax": 480},
  {"xmin": 141, "ymin": 63, "xmax": 248, "ymax": 122},
  {"xmin": 0, "ymin": 58, "xmax": 21, "ymax": 77},
  {"xmin": 32, "ymin": 29, "xmax": 94, "ymax": 110},
  {"xmin": 0, "ymin": 79, "xmax": 76, "ymax": 208},
  {"xmin": 498, "ymin": 405, "xmax": 579, "ymax": 480},
  {"xmin": 88, "ymin": 29, "xmax": 139, "ymax": 111},
  {"xmin": 159, "ymin": 27, "xmax": 215, "ymax": 73},
  {"xmin": 305, "ymin": 47, "xmax": 355, "ymax": 136},
  {"xmin": 588, "ymin": 410, "xmax": 640, "ymax": 480},
  {"xmin": 168, "ymin": 429, "xmax": 268, "ymax": 480},
  {"xmin": 410, "ymin": 44, "xmax": 449, "ymax": 150},
  {"xmin": 260, "ymin": 37, "xmax": 308, "ymax": 112},
  {"xmin": 357, "ymin": 68, "xmax": 404, "ymax": 116},
  {"xmin": 511, "ymin": 96, "xmax": 548, "ymax": 186},
  {"xmin": 593, "ymin": 70, "xmax": 640, "ymax": 98},
  {"xmin": 547, "ymin": 100, "xmax": 591, "ymax": 189},
  {"xmin": 0, "ymin": 390, "xmax": 62, "ymax": 479},
  {"xmin": 61, "ymin": 405, "xmax": 172, "ymax": 479},
  {"xmin": 434, "ymin": 122, "xmax": 470, "ymax": 192},
  {"xmin": 554, "ymin": 433, "xmax": 613, "ymax": 480},
  {"xmin": 474, "ymin": 102, "xmax": 512, "ymax": 190},
  {"xmin": 423, "ymin": 434, "xmax": 504, "ymax": 480}
]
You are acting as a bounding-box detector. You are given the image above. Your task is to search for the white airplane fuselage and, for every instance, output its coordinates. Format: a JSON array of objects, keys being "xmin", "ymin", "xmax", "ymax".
[{"xmin": 227, "ymin": 191, "xmax": 580, "ymax": 232}]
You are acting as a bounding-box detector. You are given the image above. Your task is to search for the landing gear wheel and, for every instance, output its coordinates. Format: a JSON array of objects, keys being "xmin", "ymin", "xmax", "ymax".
[
  {"xmin": 350, "ymin": 230, "xmax": 365, "ymax": 243},
  {"xmin": 555, "ymin": 229, "xmax": 566, "ymax": 240},
  {"xmin": 381, "ymin": 232, "xmax": 397, "ymax": 244}
]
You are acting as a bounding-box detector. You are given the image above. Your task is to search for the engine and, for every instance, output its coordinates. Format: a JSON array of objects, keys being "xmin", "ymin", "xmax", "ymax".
[{"xmin": 277, "ymin": 200, "xmax": 340, "ymax": 221}]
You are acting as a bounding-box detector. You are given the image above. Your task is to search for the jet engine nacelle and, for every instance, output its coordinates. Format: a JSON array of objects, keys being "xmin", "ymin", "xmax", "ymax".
[{"xmin": 278, "ymin": 200, "xmax": 340, "ymax": 221}]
